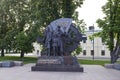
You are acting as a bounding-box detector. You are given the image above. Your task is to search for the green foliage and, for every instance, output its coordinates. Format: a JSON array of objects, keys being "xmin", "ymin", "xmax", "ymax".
[
  {"xmin": 0, "ymin": 56, "xmax": 37, "ymax": 64},
  {"xmin": 0, "ymin": 0, "xmax": 12, "ymax": 56},
  {"xmin": 30, "ymin": 0, "xmax": 85, "ymax": 28},
  {"xmin": 0, "ymin": 0, "xmax": 85, "ymax": 57},
  {"xmin": 15, "ymin": 32, "xmax": 34, "ymax": 53},
  {"xmin": 96, "ymin": 0, "xmax": 120, "ymax": 50},
  {"xmin": 29, "ymin": 0, "xmax": 85, "ymax": 55},
  {"xmin": 75, "ymin": 19, "xmax": 86, "ymax": 33},
  {"xmin": 72, "ymin": 45, "xmax": 82, "ymax": 56},
  {"xmin": 0, "ymin": 0, "xmax": 34, "ymax": 56},
  {"xmin": 0, "ymin": 0, "xmax": 30, "ymax": 56},
  {"xmin": 96, "ymin": 0, "xmax": 120, "ymax": 63}
]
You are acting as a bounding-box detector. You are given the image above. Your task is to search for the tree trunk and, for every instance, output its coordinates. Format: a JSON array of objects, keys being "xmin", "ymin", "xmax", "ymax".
[
  {"xmin": 111, "ymin": 33, "xmax": 120, "ymax": 63},
  {"xmin": 1, "ymin": 48, "xmax": 5, "ymax": 57},
  {"xmin": 110, "ymin": 31, "xmax": 114, "ymax": 63},
  {"xmin": 110, "ymin": 46, "xmax": 114, "ymax": 63},
  {"xmin": 20, "ymin": 51, "xmax": 24, "ymax": 58},
  {"xmin": 111, "ymin": 46, "xmax": 120, "ymax": 63}
]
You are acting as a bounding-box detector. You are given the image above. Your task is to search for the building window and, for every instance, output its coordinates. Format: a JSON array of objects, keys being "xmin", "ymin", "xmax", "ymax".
[
  {"xmin": 82, "ymin": 34, "xmax": 87, "ymax": 43},
  {"xmin": 89, "ymin": 26, "xmax": 94, "ymax": 30},
  {"xmin": 83, "ymin": 40, "xmax": 86, "ymax": 43},
  {"xmin": 101, "ymin": 50, "xmax": 105, "ymax": 56},
  {"xmin": 91, "ymin": 50, "xmax": 94, "ymax": 56},
  {"xmin": 83, "ymin": 50, "xmax": 86, "ymax": 56},
  {"xmin": 101, "ymin": 38, "xmax": 104, "ymax": 45}
]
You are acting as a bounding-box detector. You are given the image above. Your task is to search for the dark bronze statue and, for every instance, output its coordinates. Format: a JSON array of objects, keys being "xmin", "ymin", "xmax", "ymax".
[
  {"xmin": 32, "ymin": 18, "xmax": 85, "ymax": 72},
  {"xmin": 37, "ymin": 18, "xmax": 83, "ymax": 56}
]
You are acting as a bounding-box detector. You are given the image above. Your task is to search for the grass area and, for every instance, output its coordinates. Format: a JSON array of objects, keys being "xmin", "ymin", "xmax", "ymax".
[
  {"xmin": 78, "ymin": 59, "xmax": 111, "ymax": 66},
  {"xmin": 0, "ymin": 56, "xmax": 37, "ymax": 64},
  {"xmin": 116, "ymin": 61, "xmax": 120, "ymax": 64},
  {"xmin": 0, "ymin": 56, "xmax": 119, "ymax": 66}
]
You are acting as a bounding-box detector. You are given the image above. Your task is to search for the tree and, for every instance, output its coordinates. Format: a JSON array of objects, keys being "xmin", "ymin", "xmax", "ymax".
[
  {"xmin": 10, "ymin": 0, "xmax": 34, "ymax": 58},
  {"xmin": 0, "ymin": 0, "xmax": 85, "ymax": 57},
  {"xmin": 15, "ymin": 32, "xmax": 34, "ymax": 58},
  {"xmin": 96, "ymin": 0, "xmax": 120, "ymax": 63},
  {"xmin": 0, "ymin": 0, "xmax": 12, "ymax": 56},
  {"xmin": 0, "ymin": 0, "xmax": 32, "ymax": 57},
  {"xmin": 29, "ymin": 0, "xmax": 84, "ymax": 29}
]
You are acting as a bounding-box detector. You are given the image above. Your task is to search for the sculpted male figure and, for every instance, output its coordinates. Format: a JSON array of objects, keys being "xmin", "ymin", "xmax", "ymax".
[{"xmin": 52, "ymin": 26, "xmax": 64, "ymax": 56}]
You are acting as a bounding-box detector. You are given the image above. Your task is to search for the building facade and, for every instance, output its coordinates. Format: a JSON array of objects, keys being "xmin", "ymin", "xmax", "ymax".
[{"xmin": 78, "ymin": 30, "xmax": 110, "ymax": 58}]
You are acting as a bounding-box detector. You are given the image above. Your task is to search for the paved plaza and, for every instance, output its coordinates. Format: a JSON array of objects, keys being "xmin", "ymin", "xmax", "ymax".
[{"xmin": 0, "ymin": 64, "xmax": 120, "ymax": 80}]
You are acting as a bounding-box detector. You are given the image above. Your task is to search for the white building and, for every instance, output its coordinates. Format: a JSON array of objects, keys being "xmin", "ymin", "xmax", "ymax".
[
  {"xmin": 78, "ymin": 28, "xmax": 110, "ymax": 58},
  {"xmin": 32, "ymin": 42, "xmax": 41, "ymax": 56}
]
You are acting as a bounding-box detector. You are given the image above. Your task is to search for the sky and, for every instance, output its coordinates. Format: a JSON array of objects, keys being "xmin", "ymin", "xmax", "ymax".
[{"xmin": 77, "ymin": 0, "xmax": 107, "ymax": 29}]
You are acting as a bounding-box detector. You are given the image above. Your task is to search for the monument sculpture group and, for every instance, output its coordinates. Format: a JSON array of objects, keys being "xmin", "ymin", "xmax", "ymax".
[{"xmin": 31, "ymin": 18, "xmax": 85, "ymax": 72}]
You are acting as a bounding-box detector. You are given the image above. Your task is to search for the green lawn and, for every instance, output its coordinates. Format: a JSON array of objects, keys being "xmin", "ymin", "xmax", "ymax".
[
  {"xmin": 0, "ymin": 56, "xmax": 37, "ymax": 64},
  {"xmin": 0, "ymin": 56, "xmax": 110, "ymax": 65},
  {"xmin": 0, "ymin": 56, "xmax": 119, "ymax": 66},
  {"xmin": 78, "ymin": 59, "xmax": 110, "ymax": 66}
]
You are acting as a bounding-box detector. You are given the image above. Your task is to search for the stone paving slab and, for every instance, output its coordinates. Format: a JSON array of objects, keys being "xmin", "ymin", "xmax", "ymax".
[{"xmin": 0, "ymin": 64, "xmax": 120, "ymax": 80}]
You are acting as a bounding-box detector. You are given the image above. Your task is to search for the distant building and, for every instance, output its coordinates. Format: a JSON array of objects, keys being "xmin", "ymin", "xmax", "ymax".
[
  {"xmin": 78, "ymin": 27, "xmax": 110, "ymax": 58},
  {"xmin": 33, "ymin": 42, "xmax": 41, "ymax": 56}
]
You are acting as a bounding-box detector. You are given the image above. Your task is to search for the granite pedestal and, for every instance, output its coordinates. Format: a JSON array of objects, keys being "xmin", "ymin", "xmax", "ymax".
[
  {"xmin": 0, "ymin": 62, "xmax": 2, "ymax": 67},
  {"xmin": 113, "ymin": 63, "xmax": 120, "ymax": 70},
  {"xmin": 0, "ymin": 61, "xmax": 23, "ymax": 67},
  {"xmin": 31, "ymin": 56, "xmax": 83, "ymax": 72},
  {"xmin": 104, "ymin": 64, "xmax": 114, "ymax": 68},
  {"xmin": 2, "ymin": 61, "xmax": 14, "ymax": 67},
  {"xmin": 14, "ymin": 61, "xmax": 23, "ymax": 66}
]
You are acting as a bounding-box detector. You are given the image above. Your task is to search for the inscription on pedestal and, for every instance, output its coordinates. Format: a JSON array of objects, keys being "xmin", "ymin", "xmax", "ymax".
[{"xmin": 37, "ymin": 59, "xmax": 61, "ymax": 64}]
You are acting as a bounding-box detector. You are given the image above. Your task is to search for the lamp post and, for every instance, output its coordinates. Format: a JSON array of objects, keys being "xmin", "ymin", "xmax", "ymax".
[
  {"xmin": 89, "ymin": 25, "xmax": 95, "ymax": 60},
  {"xmin": 93, "ymin": 29, "xmax": 94, "ymax": 60}
]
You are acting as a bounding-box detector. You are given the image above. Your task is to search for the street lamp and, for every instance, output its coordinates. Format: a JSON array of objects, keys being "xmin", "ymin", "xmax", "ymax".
[{"xmin": 89, "ymin": 25, "xmax": 95, "ymax": 60}]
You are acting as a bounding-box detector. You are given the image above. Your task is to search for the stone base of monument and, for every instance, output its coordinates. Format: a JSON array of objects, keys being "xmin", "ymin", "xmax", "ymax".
[
  {"xmin": 14, "ymin": 61, "xmax": 23, "ymax": 66},
  {"xmin": 0, "ymin": 62, "xmax": 2, "ymax": 67},
  {"xmin": 1, "ymin": 61, "xmax": 14, "ymax": 67},
  {"xmin": 31, "ymin": 56, "xmax": 83, "ymax": 72},
  {"xmin": 104, "ymin": 64, "xmax": 114, "ymax": 69},
  {"xmin": 104, "ymin": 63, "xmax": 120, "ymax": 70},
  {"xmin": 0, "ymin": 61, "xmax": 23, "ymax": 67},
  {"xmin": 113, "ymin": 63, "xmax": 120, "ymax": 70}
]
